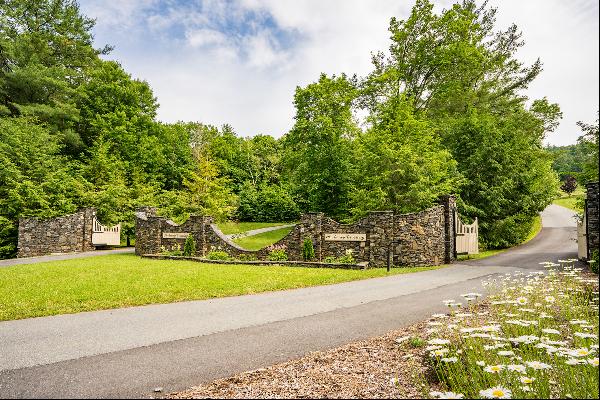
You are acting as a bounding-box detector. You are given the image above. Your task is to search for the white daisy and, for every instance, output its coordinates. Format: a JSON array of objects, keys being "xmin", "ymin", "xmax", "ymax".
[{"xmin": 479, "ymin": 386, "xmax": 512, "ymax": 399}]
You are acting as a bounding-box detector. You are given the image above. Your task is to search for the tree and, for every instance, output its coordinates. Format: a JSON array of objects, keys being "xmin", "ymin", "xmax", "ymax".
[
  {"xmin": 560, "ymin": 176, "xmax": 578, "ymax": 195},
  {"xmin": 350, "ymin": 95, "xmax": 460, "ymax": 218},
  {"xmin": 0, "ymin": 0, "xmax": 110, "ymax": 134},
  {"xmin": 576, "ymin": 114, "xmax": 599, "ymax": 184},
  {"xmin": 283, "ymin": 74, "xmax": 358, "ymax": 219},
  {"xmin": 0, "ymin": 117, "xmax": 86, "ymax": 257}
]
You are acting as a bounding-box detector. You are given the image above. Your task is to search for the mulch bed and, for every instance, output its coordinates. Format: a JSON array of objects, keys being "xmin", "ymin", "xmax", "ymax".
[{"xmin": 167, "ymin": 322, "xmax": 438, "ymax": 399}]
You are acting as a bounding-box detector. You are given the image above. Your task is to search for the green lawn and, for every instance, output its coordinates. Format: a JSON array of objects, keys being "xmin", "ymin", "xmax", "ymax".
[
  {"xmin": 0, "ymin": 254, "xmax": 442, "ymax": 321},
  {"xmin": 216, "ymin": 221, "xmax": 292, "ymax": 235},
  {"xmin": 552, "ymin": 187, "xmax": 584, "ymax": 212},
  {"xmin": 233, "ymin": 226, "xmax": 294, "ymax": 250}
]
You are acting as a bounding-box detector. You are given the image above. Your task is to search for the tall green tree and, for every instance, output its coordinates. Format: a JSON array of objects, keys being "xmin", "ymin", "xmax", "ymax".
[
  {"xmin": 576, "ymin": 114, "xmax": 599, "ymax": 184},
  {"xmin": 283, "ymin": 74, "xmax": 358, "ymax": 219}
]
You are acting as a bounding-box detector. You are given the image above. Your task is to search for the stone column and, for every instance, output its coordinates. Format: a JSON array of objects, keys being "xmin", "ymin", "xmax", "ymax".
[
  {"xmin": 438, "ymin": 195, "xmax": 457, "ymax": 263},
  {"xmin": 586, "ymin": 182, "xmax": 599, "ymax": 260}
]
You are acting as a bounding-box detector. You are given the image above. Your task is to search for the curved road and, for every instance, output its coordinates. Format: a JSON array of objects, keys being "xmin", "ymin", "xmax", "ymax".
[{"xmin": 0, "ymin": 205, "xmax": 579, "ymax": 398}]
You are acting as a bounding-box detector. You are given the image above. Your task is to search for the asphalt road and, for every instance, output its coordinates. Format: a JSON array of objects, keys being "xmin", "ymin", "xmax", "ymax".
[
  {"xmin": 0, "ymin": 248, "xmax": 135, "ymax": 268},
  {"xmin": 0, "ymin": 205, "xmax": 579, "ymax": 398}
]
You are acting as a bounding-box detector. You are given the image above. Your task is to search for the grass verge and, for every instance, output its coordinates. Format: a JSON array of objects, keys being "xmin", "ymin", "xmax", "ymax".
[
  {"xmin": 458, "ymin": 215, "xmax": 542, "ymax": 261},
  {"xmin": 0, "ymin": 254, "xmax": 442, "ymax": 321},
  {"xmin": 216, "ymin": 222, "xmax": 292, "ymax": 235},
  {"xmin": 233, "ymin": 226, "xmax": 294, "ymax": 250}
]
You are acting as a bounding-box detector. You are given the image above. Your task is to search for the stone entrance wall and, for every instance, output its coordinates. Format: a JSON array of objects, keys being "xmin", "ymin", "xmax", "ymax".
[
  {"xmin": 135, "ymin": 196, "xmax": 457, "ymax": 267},
  {"xmin": 17, "ymin": 208, "xmax": 96, "ymax": 257},
  {"xmin": 586, "ymin": 182, "xmax": 599, "ymax": 260}
]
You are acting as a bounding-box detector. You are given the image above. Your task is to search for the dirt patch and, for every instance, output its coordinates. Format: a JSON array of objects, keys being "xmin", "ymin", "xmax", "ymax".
[{"xmin": 167, "ymin": 323, "xmax": 436, "ymax": 399}]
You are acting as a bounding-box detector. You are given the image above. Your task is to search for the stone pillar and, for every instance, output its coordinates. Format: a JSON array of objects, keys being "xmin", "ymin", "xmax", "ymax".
[
  {"xmin": 81, "ymin": 208, "xmax": 96, "ymax": 252},
  {"xmin": 300, "ymin": 213, "xmax": 323, "ymax": 261},
  {"xmin": 586, "ymin": 182, "xmax": 599, "ymax": 260},
  {"xmin": 134, "ymin": 207, "xmax": 161, "ymax": 255},
  {"xmin": 366, "ymin": 211, "xmax": 394, "ymax": 267},
  {"xmin": 438, "ymin": 195, "xmax": 457, "ymax": 263}
]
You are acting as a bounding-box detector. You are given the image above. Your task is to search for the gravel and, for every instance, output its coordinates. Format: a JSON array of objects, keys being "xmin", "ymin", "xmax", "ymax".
[{"xmin": 168, "ymin": 323, "xmax": 435, "ymax": 399}]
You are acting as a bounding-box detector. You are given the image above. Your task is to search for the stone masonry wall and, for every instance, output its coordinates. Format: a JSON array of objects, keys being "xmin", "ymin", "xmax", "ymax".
[
  {"xmin": 17, "ymin": 208, "xmax": 96, "ymax": 257},
  {"xmin": 586, "ymin": 182, "xmax": 599, "ymax": 259},
  {"xmin": 135, "ymin": 196, "xmax": 457, "ymax": 267}
]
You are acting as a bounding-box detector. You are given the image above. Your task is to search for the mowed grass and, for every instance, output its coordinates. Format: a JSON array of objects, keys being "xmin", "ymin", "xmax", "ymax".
[
  {"xmin": 216, "ymin": 221, "xmax": 292, "ymax": 235},
  {"xmin": 553, "ymin": 187, "xmax": 585, "ymax": 212},
  {"xmin": 233, "ymin": 226, "xmax": 294, "ymax": 250},
  {"xmin": 0, "ymin": 254, "xmax": 442, "ymax": 321}
]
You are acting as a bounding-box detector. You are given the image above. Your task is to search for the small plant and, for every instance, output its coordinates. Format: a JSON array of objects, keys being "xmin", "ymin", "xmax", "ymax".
[
  {"xmin": 183, "ymin": 234, "xmax": 196, "ymax": 256},
  {"xmin": 237, "ymin": 253, "xmax": 258, "ymax": 262},
  {"xmin": 266, "ymin": 244, "xmax": 288, "ymax": 261},
  {"xmin": 160, "ymin": 243, "xmax": 182, "ymax": 256},
  {"xmin": 302, "ymin": 237, "xmax": 315, "ymax": 261},
  {"xmin": 337, "ymin": 249, "xmax": 355, "ymax": 264},
  {"xmin": 267, "ymin": 249, "xmax": 288, "ymax": 261},
  {"xmin": 409, "ymin": 337, "xmax": 425, "ymax": 348},
  {"xmin": 323, "ymin": 249, "xmax": 356, "ymax": 264},
  {"xmin": 206, "ymin": 250, "xmax": 232, "ymax": 261}
]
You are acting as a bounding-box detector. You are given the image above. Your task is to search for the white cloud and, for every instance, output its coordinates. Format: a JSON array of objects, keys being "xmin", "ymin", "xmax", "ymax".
[{"xmin": 80, "ymin": 0, "xmax": 599, "ymax": 145}]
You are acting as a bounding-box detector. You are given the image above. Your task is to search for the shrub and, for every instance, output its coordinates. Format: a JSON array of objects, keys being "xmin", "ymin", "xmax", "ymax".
[
  {"xmin": 237, "ymin": 253, "xmax": 258, "ymax": 262},
  {"xmin": 266, "ymin": 244, "xmax": 288, "ymax": 261},
  {"xmin": 206, "ymin": 250, "xmax": 232, "ymax": 261},
  {"xmin": 323, "ymin": 250, "xmax": 356, "ymax": 264},
  {"xmin": 183, "ymin": 234, "xmax": 196, "ymax": 256},
  {"xmin": 160, "ymin": 243, "xmax": 182, "ymax": 256},
  {"xmin": 302, "ymin": 238, "xmax": 315, "ymax": 261}
]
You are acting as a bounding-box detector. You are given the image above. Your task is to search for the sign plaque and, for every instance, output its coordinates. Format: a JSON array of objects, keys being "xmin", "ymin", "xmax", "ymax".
[
  {"xmin": 324, "ymin": 233, "xmax": 366, "ymax": 242},
  {"xmin": 162, "ymin": 232, "xmax": 190, "ymax": 239}
]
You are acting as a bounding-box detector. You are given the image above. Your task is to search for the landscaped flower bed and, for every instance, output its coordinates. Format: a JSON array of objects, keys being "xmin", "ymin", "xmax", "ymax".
[{"xmin": 425, "ymin": 260, "xmax": 599, "ymax": 399}]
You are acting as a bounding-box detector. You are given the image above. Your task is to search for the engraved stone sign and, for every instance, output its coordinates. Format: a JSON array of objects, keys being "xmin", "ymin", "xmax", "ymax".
[
  {"xmin": 162, "ymin": 232, "xmax": 190, "ymax": 239},
  {"xmin": 324, "ymin": 233, "xmax": 366, "ymax": 241}
]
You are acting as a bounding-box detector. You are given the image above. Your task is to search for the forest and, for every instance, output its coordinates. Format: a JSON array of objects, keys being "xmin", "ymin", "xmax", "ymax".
[{"xmin": 1, "ymin": 0, "xmax": 598, "ymax": 259}]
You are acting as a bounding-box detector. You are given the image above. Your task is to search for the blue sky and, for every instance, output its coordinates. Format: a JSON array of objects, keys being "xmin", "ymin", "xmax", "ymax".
[{"xmin": 79, "ymin": 0, "xmax": 599, "ymax": 146}]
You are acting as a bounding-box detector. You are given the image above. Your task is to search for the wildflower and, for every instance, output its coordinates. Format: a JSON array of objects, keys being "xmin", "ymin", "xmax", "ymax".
[
  {"xmin": 544, "ymin": 295, "xmax": 556, "ymax": 303},
  {"xmin": 569, "ymin": 348, "xmax": 592, "ymax": 357},
  {"xmin": 440, "ymin": 357, "xmax": 458, "ymax": 363},
  {"xmin": 509, "ymin": 335, "xmax": 539, "ymax": 344},
  {"xmin": 431, "ymin": 313, "xmax": 448, "ymax": 319},
  {"xmin": 431, "ymin": 348, "xmax": 450, "ymax": 357},
  {"xmin": 520, "ymin": 376, "xmax": 535, "ymax": 384},
  {"xmin": 476, "ymin": 361, "xmax": 486, "ymax": 366},
  {"xmin": 479, "ymin": 386, "xmax": 512, "ymax": 399},
  {"xmin": 516, "ymin": 297, "xmax": 528, "ymax": 305},
  {"xmin": 574, "ymin": 332, "xmax": 597, "ymax": 339},
  {"xmin": 484, "ymin": 365, "xmax": 505, "ymax": 373},
  {"xmin": 526, "ymin": 361, "xmax": 552, "ymax": 370},
  {"xmin": 507, "ymin": 364, "xmax": 526, "ymax": 373},
  {"xmin": 541, "ymin": 328, "xmax": 561, "ymax": 335},
  {"xmin": 521, "ymin": 386, "xmax": 532, "ymax": 392},
  {"xmin": 588, "ymin": 358, "xmax": 599, "ymax": 366},
  {"xmin": 566, "ymin": 358, "xmax": 586, "ymax": 365},
  {"xmin": 430, "ymin": 392, "xmax": 465, "ymax": 399},
  {"xmin": 498, "ymin": 350, "xmax": 515, "ymax": 356},
  {"xmin": 570, "ymin": 319, "xmax": 588, "ymax": 325},
  {"xmin": 428, "ymin": 338, "xmax": 450, "ymax": 345},
  {"xmin": 427, "ymin": 322, "xmax": 443, "ymax": 326},
  {"xmin": 425, "ymin": 345, "xmax": 442, "ymax": 351}
]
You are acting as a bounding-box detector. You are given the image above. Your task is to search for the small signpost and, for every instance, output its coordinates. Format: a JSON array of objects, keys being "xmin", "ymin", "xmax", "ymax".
[
  {"xmin": 323, "ymin": 233, "xmax": 366, "ymax": 241},
  {"xmin": 162, "ymin": 232, "xmax": 189, "ymax": 239}
]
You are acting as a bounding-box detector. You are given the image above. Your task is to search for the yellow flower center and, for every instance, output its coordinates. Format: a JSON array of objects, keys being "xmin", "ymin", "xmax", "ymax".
[
  {"xmin": 492, "ymin": 389, "xmax": 505, "ymax": 397},
  {"xmin": 491, "ymin": 366, "xmax": 500, "ymax": 371},
  {"xmin": 523, "ymin": 378, "xmax": 533, "ymax": 384},
  {"xmin": 579, "ymin": 350, "xmax": 589, "ymax": 356}
]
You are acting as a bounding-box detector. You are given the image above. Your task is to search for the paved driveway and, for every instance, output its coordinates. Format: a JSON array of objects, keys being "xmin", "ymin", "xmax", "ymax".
[{"xmin": 0, "ymin": 205, "xmax": 579, "ymax": 398}]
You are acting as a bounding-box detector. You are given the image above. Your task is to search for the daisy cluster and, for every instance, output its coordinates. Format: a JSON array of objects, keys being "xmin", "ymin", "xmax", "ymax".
[{"xmin": 425, "ymin": 259, "xmax": 598, "ymax": 399}]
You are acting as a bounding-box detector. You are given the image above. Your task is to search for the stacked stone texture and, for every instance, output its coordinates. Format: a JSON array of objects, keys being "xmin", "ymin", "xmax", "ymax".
[
  {"xmin": 17, "ymin": 208, "xmax": 96, "ymax": 257},
  {"xmin": 586, "ymin": 182, "xmax": 599, "ymax": 259},
  {"xmin": 135, "ymin": 196, "xmax": 457, "ymax": 267}
]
